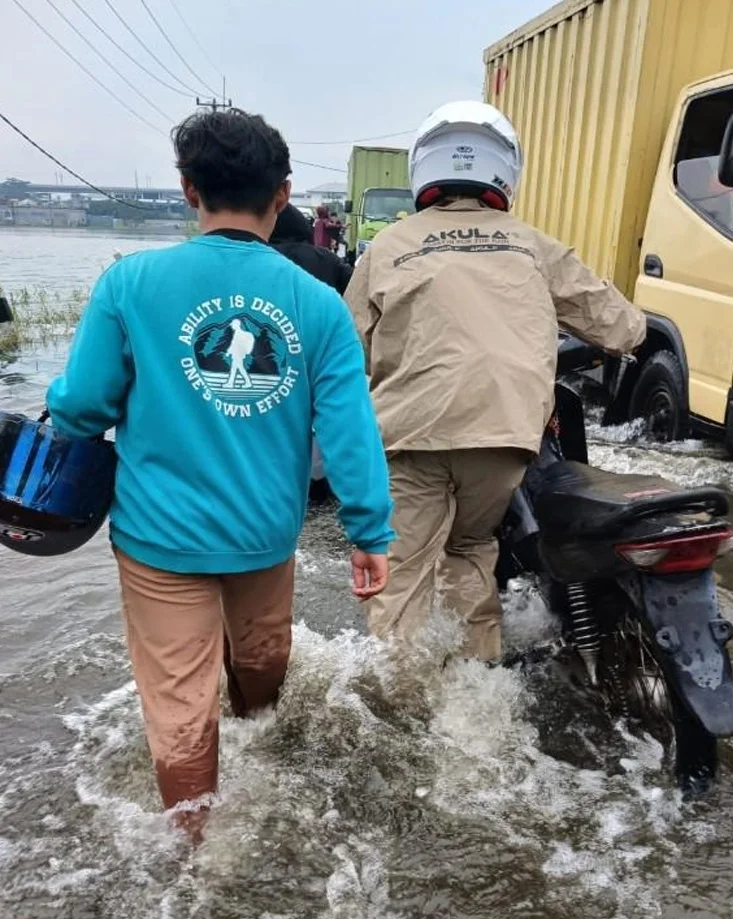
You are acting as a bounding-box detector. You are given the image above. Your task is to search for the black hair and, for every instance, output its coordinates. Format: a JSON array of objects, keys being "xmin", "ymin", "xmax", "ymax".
[
  {"xmin": 270, "ymin": 203, "xmax": 314, "ymax": 244},
  {"xmin": 173, "ymin": 108, "xmax": 291, "ymax": 215}
]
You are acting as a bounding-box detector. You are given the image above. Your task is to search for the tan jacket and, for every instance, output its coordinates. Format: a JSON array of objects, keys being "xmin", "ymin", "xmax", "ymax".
[{"xmin": 345, "ymin": 199, "xmax": 646, "ymax": 455}]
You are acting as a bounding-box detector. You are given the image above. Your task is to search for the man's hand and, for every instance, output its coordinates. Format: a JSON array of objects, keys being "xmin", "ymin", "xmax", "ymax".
[{"xmin": 351, "ymin": 550, "xmax": 388, "ymax": 601}]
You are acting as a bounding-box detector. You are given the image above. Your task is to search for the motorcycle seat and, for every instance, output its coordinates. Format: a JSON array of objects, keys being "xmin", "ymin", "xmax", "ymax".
[{"xmin": 533, "ymin": 460, "xmax": 728, "ymax": 538}]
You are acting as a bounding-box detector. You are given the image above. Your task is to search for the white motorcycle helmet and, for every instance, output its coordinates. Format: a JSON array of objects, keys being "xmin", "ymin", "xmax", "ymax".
[{"xmin": 409, "ymin": 101, "xmax": 523, "ymax": 211}]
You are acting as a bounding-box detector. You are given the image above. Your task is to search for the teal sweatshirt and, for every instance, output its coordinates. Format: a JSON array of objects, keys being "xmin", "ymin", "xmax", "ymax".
[{"xmin": 46, "ymin": 231, "xmax": 394, "ymax": 573}]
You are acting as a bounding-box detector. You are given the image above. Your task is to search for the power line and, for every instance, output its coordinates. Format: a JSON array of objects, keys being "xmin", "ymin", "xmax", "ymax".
[
  {"xmin": 193, "ymin": 101, "xmax": 346, "ymax": 173},
  {"xmin": 138, "ymin": 0, "xmax": 219, "ymax": 98},
  {"xmin": 165, "ymin": 0, "xmax": 223, "ymax": 80},
  {"xmin": 0, "ymin": 111, "xmax": 161, "ymax": 211},
  {"xmin": 100, "ymin": 0, "xmax": 202, "ymax": 97},
  {"xmin": 40, "ymin": 0, "xmax": 173, "ymax": 124},
  {"xmin": 291, "ymin": 130, "xmax": 415, "ymax": 146},
  {"xmin": 68, "ymin": 0, "xmax": 191, "ymax": 98},
  {"xmin": 11, "ymin": 0, "xmax": 168, "ymax": 138},
  {"xmin": 291, "ymin": 158, "xmax": 347, "ymax": 173}
]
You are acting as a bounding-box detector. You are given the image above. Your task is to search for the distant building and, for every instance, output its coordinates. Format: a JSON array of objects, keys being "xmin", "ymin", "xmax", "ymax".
[
  {"xmin": 87, "ymin": 215, "xmax": 115, "ymax": 229},
  {"xmin": 10, "ymin": 205, "xmax": 87, "ymax": 228},
  {"xmin": 306, "ymin": 182, "xmax": 347, "ymax": 206},
  {"xmin": 289, "ymin": 191, "xmax": 312, "ymax": 208},
  {"xmin": 289, "ymin": 182, "xmax": 347, "ymax": 219}
]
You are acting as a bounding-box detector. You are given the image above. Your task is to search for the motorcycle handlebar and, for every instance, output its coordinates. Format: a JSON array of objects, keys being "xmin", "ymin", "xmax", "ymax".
[
  {"xmin": 556, "ymin": 334, "xmax": 603, "ymax": 374},
  {"xmin": 556, "ymin": 334, "xmax": 638, "ymax": 375}
]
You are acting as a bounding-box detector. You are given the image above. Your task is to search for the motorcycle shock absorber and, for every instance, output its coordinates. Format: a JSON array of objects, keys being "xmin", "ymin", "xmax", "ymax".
[
  {"xmin": 607, "ymin": 663, "xmax": 630, "ymax": 719},
  {"xmin": 566, "ymin": 582, "xmax": 600, "ymax": 686}
]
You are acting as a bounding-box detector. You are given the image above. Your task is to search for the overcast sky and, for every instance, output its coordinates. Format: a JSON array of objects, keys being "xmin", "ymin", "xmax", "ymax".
[{"xmin": 1, "ymin": 0, "xmax": 549, "ymax": 191}]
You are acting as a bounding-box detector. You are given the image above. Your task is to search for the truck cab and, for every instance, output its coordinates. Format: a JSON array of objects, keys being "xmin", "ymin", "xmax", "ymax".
[
  {"xmin": 484, "ymin": 0, "xmax": 733, "ymax": 449},
  {"xmin": 631, "ymin": 72, "xmax": 733, "ymax": 445},
  {"xmin": 345, "ymin": 186, "xmax": 415, "ymax": 261}
]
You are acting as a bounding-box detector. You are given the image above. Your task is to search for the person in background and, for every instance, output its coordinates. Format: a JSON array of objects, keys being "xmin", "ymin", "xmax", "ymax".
[
  {"xmin": 325, "ymin": 210, "xmax": 344, "ymax": 253},
  {"xmin": 345, "ymin": 101, "xmax": 646, "ymax": 665},
  {"xmin": 270, "ymin": 202, "xmax": 352, "ymax": 294},
  {"xmin": 313, "ymin": 204, "xmax": 336, "ymax": 249},
  {"xmin": 268, "ymin": 202, "xmax": 354, "ymax": 506},
  {"xmin": 46, "ymin": 108, "xmax": 393, "ymax": 838}
]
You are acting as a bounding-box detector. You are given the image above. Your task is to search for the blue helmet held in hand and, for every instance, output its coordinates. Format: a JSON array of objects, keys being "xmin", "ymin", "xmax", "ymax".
[{"xmin": 0, "ymin": 410, "xmax": 116, "ymax": 556}]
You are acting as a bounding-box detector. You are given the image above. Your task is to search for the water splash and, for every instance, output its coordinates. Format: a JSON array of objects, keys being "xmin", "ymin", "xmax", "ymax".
[{"xmin": 0, "ymin": 617, "xmax": 700, "ymax": 919}]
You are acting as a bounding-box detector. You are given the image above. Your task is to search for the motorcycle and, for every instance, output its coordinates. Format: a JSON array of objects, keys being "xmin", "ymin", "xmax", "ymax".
[{"xmin": 497, "ymin": 334, "xmax": 733, "ymax": 792}]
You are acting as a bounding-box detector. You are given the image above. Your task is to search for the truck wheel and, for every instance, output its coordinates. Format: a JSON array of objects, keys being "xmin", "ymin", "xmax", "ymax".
[{"xmin": 629, "ymin": 350, "xmax": 687, "ymax": 442}]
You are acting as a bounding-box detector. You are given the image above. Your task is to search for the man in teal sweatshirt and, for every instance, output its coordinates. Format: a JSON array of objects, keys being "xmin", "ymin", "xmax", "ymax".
[{"xmin": 46, "ymin": 108, "xmax": 393, "ymax": 834}]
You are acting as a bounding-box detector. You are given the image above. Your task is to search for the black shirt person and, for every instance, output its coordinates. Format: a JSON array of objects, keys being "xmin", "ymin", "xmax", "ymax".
[{"xmin": 270, "ymin": 204, "xmax": 353, "ymax": 294}]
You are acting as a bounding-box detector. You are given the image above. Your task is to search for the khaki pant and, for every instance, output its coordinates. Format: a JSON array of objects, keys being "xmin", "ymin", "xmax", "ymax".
[
  {"xmin": 367, "ymin": 448, "xmax": 528, "ymax": 661},
  {"xmin": 115, "ymin": 550, "xmax": 294, "ymax": 809}
]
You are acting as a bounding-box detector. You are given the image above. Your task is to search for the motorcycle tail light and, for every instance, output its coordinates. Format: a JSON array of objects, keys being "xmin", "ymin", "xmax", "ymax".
[
  {"xmin": 615, "ymin": 529, "xmax": 733, "ymax": 574},
  {"xmin": 619, "ymin": 547, "xmax": 669, "ymax": 567}
]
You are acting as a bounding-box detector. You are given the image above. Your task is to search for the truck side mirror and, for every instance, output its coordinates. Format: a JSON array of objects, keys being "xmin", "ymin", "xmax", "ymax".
[
  {"xmin": 718, "ymin": 113, "xmax": 733, "ymax": 187},
  {"xmin": 344, "ymin": 200, "xmax": 353, "ymax": 214}
]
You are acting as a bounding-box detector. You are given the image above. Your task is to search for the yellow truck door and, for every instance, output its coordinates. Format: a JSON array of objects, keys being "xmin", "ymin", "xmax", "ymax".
[{"xmin": 636, "ymin": 75, "xmax": 733, "ymax": 426}]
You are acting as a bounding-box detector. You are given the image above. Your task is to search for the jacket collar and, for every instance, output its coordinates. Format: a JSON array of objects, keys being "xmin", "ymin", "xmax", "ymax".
[
  {"xmin": 204, "ymin": 228, "xmax": 269, "ymax": 244},
  {"xmin": 432, "ymin": 199, "xmax": 492, "ymax": 212}
]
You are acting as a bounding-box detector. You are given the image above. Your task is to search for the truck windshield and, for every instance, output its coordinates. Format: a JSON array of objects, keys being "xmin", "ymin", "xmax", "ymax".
[{"xmin": 362, "ymin": 189, "xmax": 415, "ymax": 221}]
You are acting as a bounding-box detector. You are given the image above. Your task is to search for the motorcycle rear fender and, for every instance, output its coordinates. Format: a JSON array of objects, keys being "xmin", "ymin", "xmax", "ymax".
[
  {"xmin": 503, "ymin": 487, "xmax": 539, "ymax": 544},
  {"xmin": 496, "ymin": 487, "xmax": 542, "ymax": 587},
  {"xmin": 635, "ymin": 570, "xmax": 733, "ymax": 736}
]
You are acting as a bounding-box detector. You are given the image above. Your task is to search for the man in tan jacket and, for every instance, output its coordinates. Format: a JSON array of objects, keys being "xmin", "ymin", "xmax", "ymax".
[{"xmin": 345, "ymin": 101, "xmax": 646, "ymax": 662}]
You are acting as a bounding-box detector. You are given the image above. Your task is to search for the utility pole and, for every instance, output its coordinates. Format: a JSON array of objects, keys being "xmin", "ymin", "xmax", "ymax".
[{"xmin": 196, "ymin": 95, "xmax": 232, "ymax": 112}]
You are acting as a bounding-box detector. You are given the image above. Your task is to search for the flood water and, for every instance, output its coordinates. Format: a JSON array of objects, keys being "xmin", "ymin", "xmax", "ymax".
[{"xmin": 3, "ymin": 228, "xmax": 733, "ymax": 918}]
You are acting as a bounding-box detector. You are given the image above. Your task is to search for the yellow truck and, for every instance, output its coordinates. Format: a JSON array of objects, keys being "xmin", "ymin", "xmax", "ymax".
[{"xmin": 485, "ymin": 0, "xmax": 733, "ymax": 445}]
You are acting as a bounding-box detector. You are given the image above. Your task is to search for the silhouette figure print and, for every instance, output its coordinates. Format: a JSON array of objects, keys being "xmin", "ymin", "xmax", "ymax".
[{"xmin": 225, "ymin": 319, "xmax": 255, "ymax": 389}]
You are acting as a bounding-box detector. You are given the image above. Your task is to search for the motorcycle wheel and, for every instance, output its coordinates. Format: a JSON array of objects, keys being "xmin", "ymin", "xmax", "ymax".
[{"xmin": 597, "ymin": 614, "xmax": 718, "ymax": 794}]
